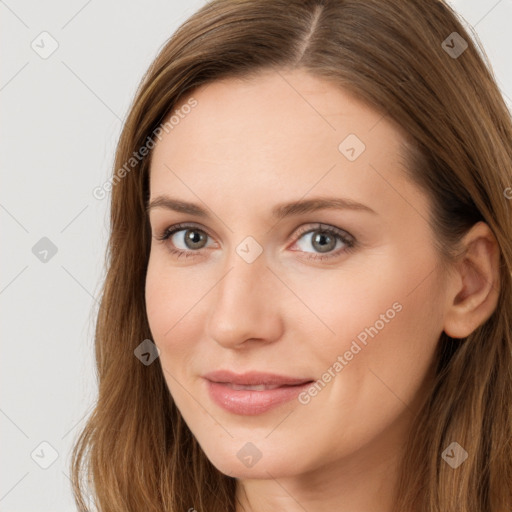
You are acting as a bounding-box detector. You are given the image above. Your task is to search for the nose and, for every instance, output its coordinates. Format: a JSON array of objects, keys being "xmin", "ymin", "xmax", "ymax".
[{"xmin": 206, "ymin": 247, "xmax": 284, "ymax": 349}]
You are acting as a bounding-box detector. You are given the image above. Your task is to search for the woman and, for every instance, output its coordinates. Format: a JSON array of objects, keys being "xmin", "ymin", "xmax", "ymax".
[{"xmin": 71, "ymin": 1, "xmax": 512, "ymax": 510}]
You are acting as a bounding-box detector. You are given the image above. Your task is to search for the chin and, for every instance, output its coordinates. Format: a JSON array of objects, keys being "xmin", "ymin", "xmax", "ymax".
[{"xmin": 198, "ymin": 440, "xmax": 306, "ymax": 480}]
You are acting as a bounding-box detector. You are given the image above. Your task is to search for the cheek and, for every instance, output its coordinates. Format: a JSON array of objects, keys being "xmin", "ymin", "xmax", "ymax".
[
  {"xmin": 145, "ymin": 256, "xmax": 209, "ymax": 365},
  {"xmin": 145, "ymin": 258, "xmax": 170, "ymax": 339},
  {"xmin": 145, "ymin": 259, "xmax": 218, "ymax": 423},
  {"xmin": 314, "ymin": 261, "xmax": 443, "ymax": 411},
  {"xmin": 354, "ymin": 294, "xmax": 440, "ymax": 378},
  {"xmin": 145, "ymin": 253, "xmax": 193, "ymax": 333},
  {"xmin": 286, "ymin": 264, "xmax": 404, "ymax": 354}
]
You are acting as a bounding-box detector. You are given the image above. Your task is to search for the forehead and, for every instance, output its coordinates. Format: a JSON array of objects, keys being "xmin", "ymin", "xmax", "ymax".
[
  {"xmin": 148, "ymin": 69, "xmax": 424, "ymax": 222},
  {"xmin": 158, "ymin": 69, "xmax": 400, "ymax": 160}
]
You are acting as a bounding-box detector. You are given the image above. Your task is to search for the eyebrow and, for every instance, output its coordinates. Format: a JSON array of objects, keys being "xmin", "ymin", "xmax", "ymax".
[{"xmin": 146, "ymin": 195, "xmax": 377, "ymax": 219}]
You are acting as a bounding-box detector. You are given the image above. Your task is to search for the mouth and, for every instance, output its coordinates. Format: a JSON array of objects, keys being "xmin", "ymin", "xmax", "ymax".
[
  {"xmin": 202, "ymin": 369, "xmax": 314, "ymax": 387},
  {"xmin": 220, "ymin": 383, "xmax": 309, "ymax": 391},
  {"xmin": 202, "ymin": 371, "xmax": 315, "ymax": 415}
]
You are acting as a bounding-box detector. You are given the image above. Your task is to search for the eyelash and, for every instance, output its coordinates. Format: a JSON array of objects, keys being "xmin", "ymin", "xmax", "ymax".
[{"xmin": 154, "ymin": 222, "xmax": 356, "ymax": 261}]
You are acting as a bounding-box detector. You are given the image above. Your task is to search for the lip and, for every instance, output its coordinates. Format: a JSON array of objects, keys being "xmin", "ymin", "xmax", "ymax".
[
  {"xmin": 202, "ymin": 370, "xmax": 313, "ymax": 387},
  {"xmin": 203, "ymin": 370, "xmax": 314, "ymax": 415}
]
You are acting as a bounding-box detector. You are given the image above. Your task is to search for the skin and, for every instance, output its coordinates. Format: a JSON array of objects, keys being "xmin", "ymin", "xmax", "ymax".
[{"xmin": 144, "ymin": 68, "xmax": 500, "ymax": 512}]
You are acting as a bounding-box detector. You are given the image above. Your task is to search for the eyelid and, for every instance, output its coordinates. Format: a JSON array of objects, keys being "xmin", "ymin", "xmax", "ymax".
[
  {"xmin": 292, "ymin": 222, "xmax": 354, "ymax": 242},
  {"xmin": 155, "ymin": 222, "xmax": 352, "ymax": 244}
]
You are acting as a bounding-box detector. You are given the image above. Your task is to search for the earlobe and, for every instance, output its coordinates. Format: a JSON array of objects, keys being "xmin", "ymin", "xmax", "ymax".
[{"xmin": 442, "ymin": 222, "xmax": 501, "ymax": 339}]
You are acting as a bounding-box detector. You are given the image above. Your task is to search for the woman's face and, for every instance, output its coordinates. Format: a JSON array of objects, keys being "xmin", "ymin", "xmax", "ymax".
[{"xmin": 145, "ymin": 68, "xmax": 449, "ymax": 480}]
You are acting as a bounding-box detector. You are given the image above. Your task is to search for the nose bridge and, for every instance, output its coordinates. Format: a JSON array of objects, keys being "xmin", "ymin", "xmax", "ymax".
[
  {"xmin": 216, "ymin": 243, "xmax": 269, "ymax": 316},
  {"xmin": 207, "ymin": 241, "xmax": 281, "ymax": 347}
]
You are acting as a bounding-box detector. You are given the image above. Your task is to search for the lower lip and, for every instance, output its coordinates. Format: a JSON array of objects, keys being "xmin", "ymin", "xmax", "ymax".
[{"xmin": 205, "ymin": 379, "xmax": 313, "ymax": 415}]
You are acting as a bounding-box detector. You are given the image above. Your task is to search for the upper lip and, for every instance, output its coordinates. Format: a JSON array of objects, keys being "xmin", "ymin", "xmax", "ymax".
[{"xmin": 203, "ymin": 370, "xmax": 314, "ymax": 387}]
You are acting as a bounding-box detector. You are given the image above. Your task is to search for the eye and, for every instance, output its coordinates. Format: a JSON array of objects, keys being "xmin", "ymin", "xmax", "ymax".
[
  {"xmin": 290, "ymin": 223, "xmax": 356, "ymax": 261},
  {"xmin": 154, "ymin": 222, "xmax": 356, "ymax": 261},
  {"xmin": 154, "ymin": 222, "xmax": 213, "ymax": 259}
]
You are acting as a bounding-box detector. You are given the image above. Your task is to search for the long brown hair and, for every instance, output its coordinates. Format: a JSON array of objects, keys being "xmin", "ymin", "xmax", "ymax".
[{"xmin": 71, "ymin": 1, "xmax": 512, "ymax": 510}]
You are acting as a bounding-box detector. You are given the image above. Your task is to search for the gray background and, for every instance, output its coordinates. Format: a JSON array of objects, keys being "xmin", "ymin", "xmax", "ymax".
[{"xmin": 1, "ymin": 0, "xmax": 511, "ymax": 510}]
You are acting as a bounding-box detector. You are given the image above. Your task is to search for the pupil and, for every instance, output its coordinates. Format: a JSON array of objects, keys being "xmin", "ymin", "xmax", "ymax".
[
  {"xmin": 187, "ymin": 230, "xmax": 204, "ymax": 248},
  {"xmin": 314, "ymin": 232, "xmax": 334, "ymax": 253}
]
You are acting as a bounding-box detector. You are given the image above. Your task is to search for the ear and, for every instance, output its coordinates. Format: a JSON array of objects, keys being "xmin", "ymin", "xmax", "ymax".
[{"xmin": 443, "ymin": 221, "xmax": 501, "ymax": 339}]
